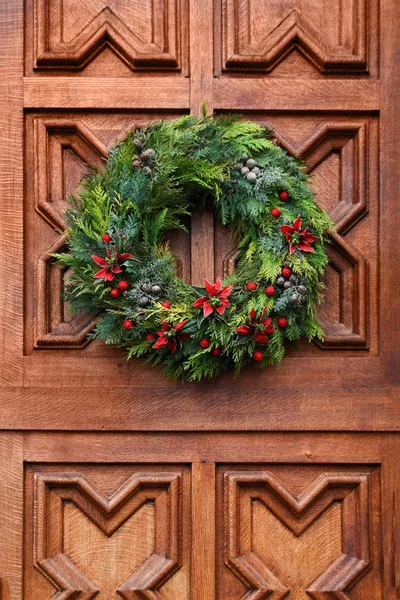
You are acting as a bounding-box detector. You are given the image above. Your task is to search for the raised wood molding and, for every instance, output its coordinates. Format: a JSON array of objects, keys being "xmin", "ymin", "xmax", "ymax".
[
  {"xmin": 220, "ymin": 0, "xmax": 369, "ymax": 73},
  {"xmin": 31, "ymin": 469, "xmax": 183, "ymax": 598},
  {"xmin": 32, "ymin": 0, "xmax": 184, "ymax": 71},
  {"xmin": 34, "ymin": 118, "xmax": 107, "ymax": 231},
  {"xmin": 35, "ymin": 235, "xmax": 98, "ymax": 348},
  {"xmin": 223, "ymin": 468, "xmax": 378, "ymax": 598}
]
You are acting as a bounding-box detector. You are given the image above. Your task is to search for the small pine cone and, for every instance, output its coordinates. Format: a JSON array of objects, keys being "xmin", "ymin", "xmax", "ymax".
[
  {"xmin": 245, "ymin": 158, "xmax": 257, "ymax": 169},
  {"xmin": 140, "ymin": 149, "xmax": 155, "ymax": 161},
  {"xmin": 289, "ymin": 274, "xmax": 297, "ymax": 284},
  {"xmin": 132, "ymin": 159, "xmax": 141, "ymax": 168},
  {"xmin": 290, "ymin": 293, "xmax": 300, "ymax": 304},
  {"xmin": 142, "ymin": 284, "xmax": 152, "ymax": 293},
  {"xmin": 143, "ymin": 166, "xmax": 152, "ymax": 174},
  {"xmin": 252, "ymin": 167, "xmax": 260, "ymax": 175},
  {"xmin": 241, "ymin": 167, "xmax": 250, "ymax": 175},
  {"xmin": 283, "ymin": 281, "xmax": 292, "ymax": 289},
  {"xmin": 298, "ymin": 285, "xmax": 307, "ymax": 294},
  {"xmin": 246, "ymin": 171, "xmax": 257, "ymax": 183},
  {"xmin": 139, "ymin": 296, "xmax": 150, "ymax": 307},
  {"xmin": 276, "ymin": 277, "xmax": 285, "ymax": 287},
  {"xmin": 152, "ymin": 285, "xmax": 162, "ymax": 294}
]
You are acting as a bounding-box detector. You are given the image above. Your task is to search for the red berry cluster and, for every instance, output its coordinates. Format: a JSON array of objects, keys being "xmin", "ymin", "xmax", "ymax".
[{"xmin": 270, "ymin": 190, "xmax": 290, "ymax": 218}]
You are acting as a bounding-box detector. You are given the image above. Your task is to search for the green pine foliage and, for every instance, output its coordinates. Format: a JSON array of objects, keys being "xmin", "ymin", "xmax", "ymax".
[{"xmin": 56, "ymin": 114, "xmax": 333, "ymax": 381}]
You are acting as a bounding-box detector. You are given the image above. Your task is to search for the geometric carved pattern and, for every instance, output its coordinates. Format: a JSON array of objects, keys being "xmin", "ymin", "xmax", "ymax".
[
  {"xmin": 34, "ymin": 119, "xmax": 107, "ymax": 231},
  {"xmin": 317, "ymin": 233, "xmax": 367, "ymax": 349},
  {"xmin": 32, "ymin": 120, "xmax": 107, "ymax": 348},
  {"xmin": 33, "ymin": 0, "xmax": 183, "ymax": 71},
  {"xmin": 35, "ymin": 236, "xmax": 98, "ymax": 348},
  {"xmin": 272, "ymin": 122, "xmax": 370, "ymax": 349},
  {"xmin": 224, "ymin": 470, "xmax": 373, "ymax": 599},
  {"xmin": 220, "ymin": 121, "xmax": 371, "ymax": 350},
  {"xmin": 273, "ymin": 123, "xmax": 368, "ymax": 235},
  {"xmin": 221, "ymin": 0, "xmax": 368, "ymax": 73},
  {"xmin": 33, "ymin": 470, "xmax": 182, "ymax": 598}
]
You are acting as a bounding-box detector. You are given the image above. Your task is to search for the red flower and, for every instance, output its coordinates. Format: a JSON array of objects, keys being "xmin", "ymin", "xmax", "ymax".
[
  {"xmin": 280, "ymin": 216, "xmax": 318, "ymax": 255},
  {"xmin": 235, "ymin": 307, "xmax": 276, "ymax": 345},
  {"xmin": 92, "ymin": 245, "xmax": 133, "ymax": 281},
  {"xmin": 152, "ymin": 319, "xmax": 190, "ymax": 354},
  {"xmin": 192, "ymin": 277, "xmax": 234, "ymax": 318}
]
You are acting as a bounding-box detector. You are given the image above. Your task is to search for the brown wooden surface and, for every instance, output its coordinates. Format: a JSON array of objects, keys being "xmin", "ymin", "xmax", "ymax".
[
  {"xmin": 0, "ymin": 0, "xmax": 399, "ymax": 597},
  {"xmin": 0, "ymin": 434, "xmax": 23, "ymax": 600}
]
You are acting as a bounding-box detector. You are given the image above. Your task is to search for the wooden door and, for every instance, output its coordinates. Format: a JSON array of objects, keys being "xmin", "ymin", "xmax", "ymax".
[{"xmin": 0, "ymin": 0, "xmax": 399, "ymax": 598}]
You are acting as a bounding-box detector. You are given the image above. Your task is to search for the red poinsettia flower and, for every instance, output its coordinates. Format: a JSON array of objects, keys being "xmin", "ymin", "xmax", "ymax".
[
  {"xmin": 235, "ymin": 307, "xmax": 276, "ymax": 345},
  {"xmin": 280, "ymin": 216, "xmax": 319, "ymax": 255},
  {"xmin": 192, "ymin": 277, "xmax": 234, "ymax": 318},
  {"xmin": 152, "ymin": 319, "xmax": 190, "ymax": 354},
  {"xmin": 91, "ymin": 245, "xmax": 133, "ymax": 281}
]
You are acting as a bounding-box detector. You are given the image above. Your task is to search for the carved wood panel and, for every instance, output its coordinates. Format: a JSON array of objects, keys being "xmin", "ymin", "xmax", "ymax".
[
  {"xmin": 217, "ymin": 0, "xmax": 377, "ymax": 76},
  {"xmin": 26, "ymin": 0, "xmax": 188, "ymax": 74},
  {"xmin": 24, "ymin": 464, "xmax": 190, "ymax": 599},
  {"xmin": 217, "ymin": 464, "xmax": 382, "ymax": 599},
  {"xmin": 24, "ymin": 112, "xmax": 190, "ymax": 353},
  {"xmin": 216, "ymin": 113, "xmax": 378, "ymax": 353}
]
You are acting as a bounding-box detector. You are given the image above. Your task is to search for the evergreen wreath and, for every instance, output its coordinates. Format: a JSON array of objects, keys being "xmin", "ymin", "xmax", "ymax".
[{"xmin": 56, "ymin": 113, "xmax": 333, "ymax": 381}]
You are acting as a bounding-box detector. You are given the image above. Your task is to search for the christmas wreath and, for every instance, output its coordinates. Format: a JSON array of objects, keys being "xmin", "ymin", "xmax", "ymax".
[{"xmin": 56, "ymin": 113, "xmax": 333, "ymax": 381}]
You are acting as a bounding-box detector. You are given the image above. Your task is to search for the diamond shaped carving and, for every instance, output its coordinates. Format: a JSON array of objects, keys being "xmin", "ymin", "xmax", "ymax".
[
  {"xmin": 35, "ymin": 235, "xmax": 98, "ymax": 349},
  {"xmin": 271, "ymin": 122, "xmax": 370, "ymax": 349},
  {"xmin": 224, "ymin": 469, "xmax": 374, "ymax": 599},
  {"xmin": 34, "ymin": 119, "xmax": 107, "ymax": 232},
  {"xmin": 317, "ymin": 232, "xmax": 367, "ymax": 349},
  {"xmin": 33, "ymin": 0, "xmax": 182, "ymax": 70},
  {"xmin": 32, "ymin": 470, "xmax": 182, "ymax": 598},
  {"xmin": 273, "ymin": 122, "xmax": 368, "ymax": 234},
  {"xmin": 221, "ymin": 0, "xmax": 368, "ymax": 73}
]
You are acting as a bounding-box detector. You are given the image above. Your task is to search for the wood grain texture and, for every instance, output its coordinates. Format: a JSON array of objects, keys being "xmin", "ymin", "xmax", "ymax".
[
  {"xmin": 0, "ymin": 0, "xmax": 24, "ymax": 384},
  {"xmin": 189, "ymin": 0, "xmax": 215, "ymax": 284},
  {"xmin": 0, "ymin": 433, "xmax": 23, "ymax": 600},
  {"xmin": 381, "ymin": 434, "xmax": 400, "ymax": 599},
  {"xmin": 24, "ymin": 77, "xmax": 190, "ymax": 109},
  {"xmin": 1, "ymin": 385, "xmax": 399, "ymax": 431},
  {"xmin": 31, "ymin": 0, "xmax": 185, "ymax": 71},
  {"xmin": 192, "ymin": 463, "xmax": 215, "ymax": 600},
  {"xmin": 24, "ymin": 464, "xmax": 190, "ymax": 599},
  {"xmin": 219, "ymin": 465, "xmax": 383, "ymax": 599},
  {"xmin": 380, "ymin": 0, "xmax": 400, "ymax": 383},
  {"xmin": 23, "ymin": 432, "xmax": 382, "ymax": 463},
  {"xmin": 218, "ymin": 0, "xmax": 371, "ymax": 74},
  {"xmin": 214, "ymin": 79, "xmax": 380, "ymax": 111}
]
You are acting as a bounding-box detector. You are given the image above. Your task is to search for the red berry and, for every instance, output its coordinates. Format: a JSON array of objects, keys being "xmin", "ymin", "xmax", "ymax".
[
  {"xmin": 281, "ymin": 267, "xmax": 292, "ymax": 278},
  {"xmin": 161, "ymin": 301, "xmax": 171, "ymax": 309},
  {"xmin": 211, "ymin": 347, "xmax": 221, "ymax": 356},
  {"xmin": 279, "ymin": 190, "xmax": 289, "ymax": 201},
  {"xmin": 246, "ymin": 282, "xmax": 258, "ymax": 291},
  {"xmin": 123, "ymin": 319, "xmax": 133, "ymax": 329},
  {"xmin": 199, "ymin": 339, "xmax": 210, "ymax": 349},
  {"xmin": 118, "ymin": 280, "xmax": 129, "ymax": 291},
  {"xmin": 146, "ymin": 333, "xmax": 156, "ymax": 341},
  {"xmin": 253, "ymin": 351, "xmax": 263, "ymax": 361},
  {"xmin": 265, "ymin": 286, "xmax": 275, "ymax": 296},
  {"xmin": 277, "ymin": 317, "xmax": 288, "ymax": 328},
  {"xmin": 101, "ymin": 233, "xmax": 111, "ymax": 243},
  {"xmin": 110, "ymin": 288, "xmax": 120, "ymax": 298},
  {"xmin": 271, "ymin": 208, "xmax": 281, "ymax": 218}
]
